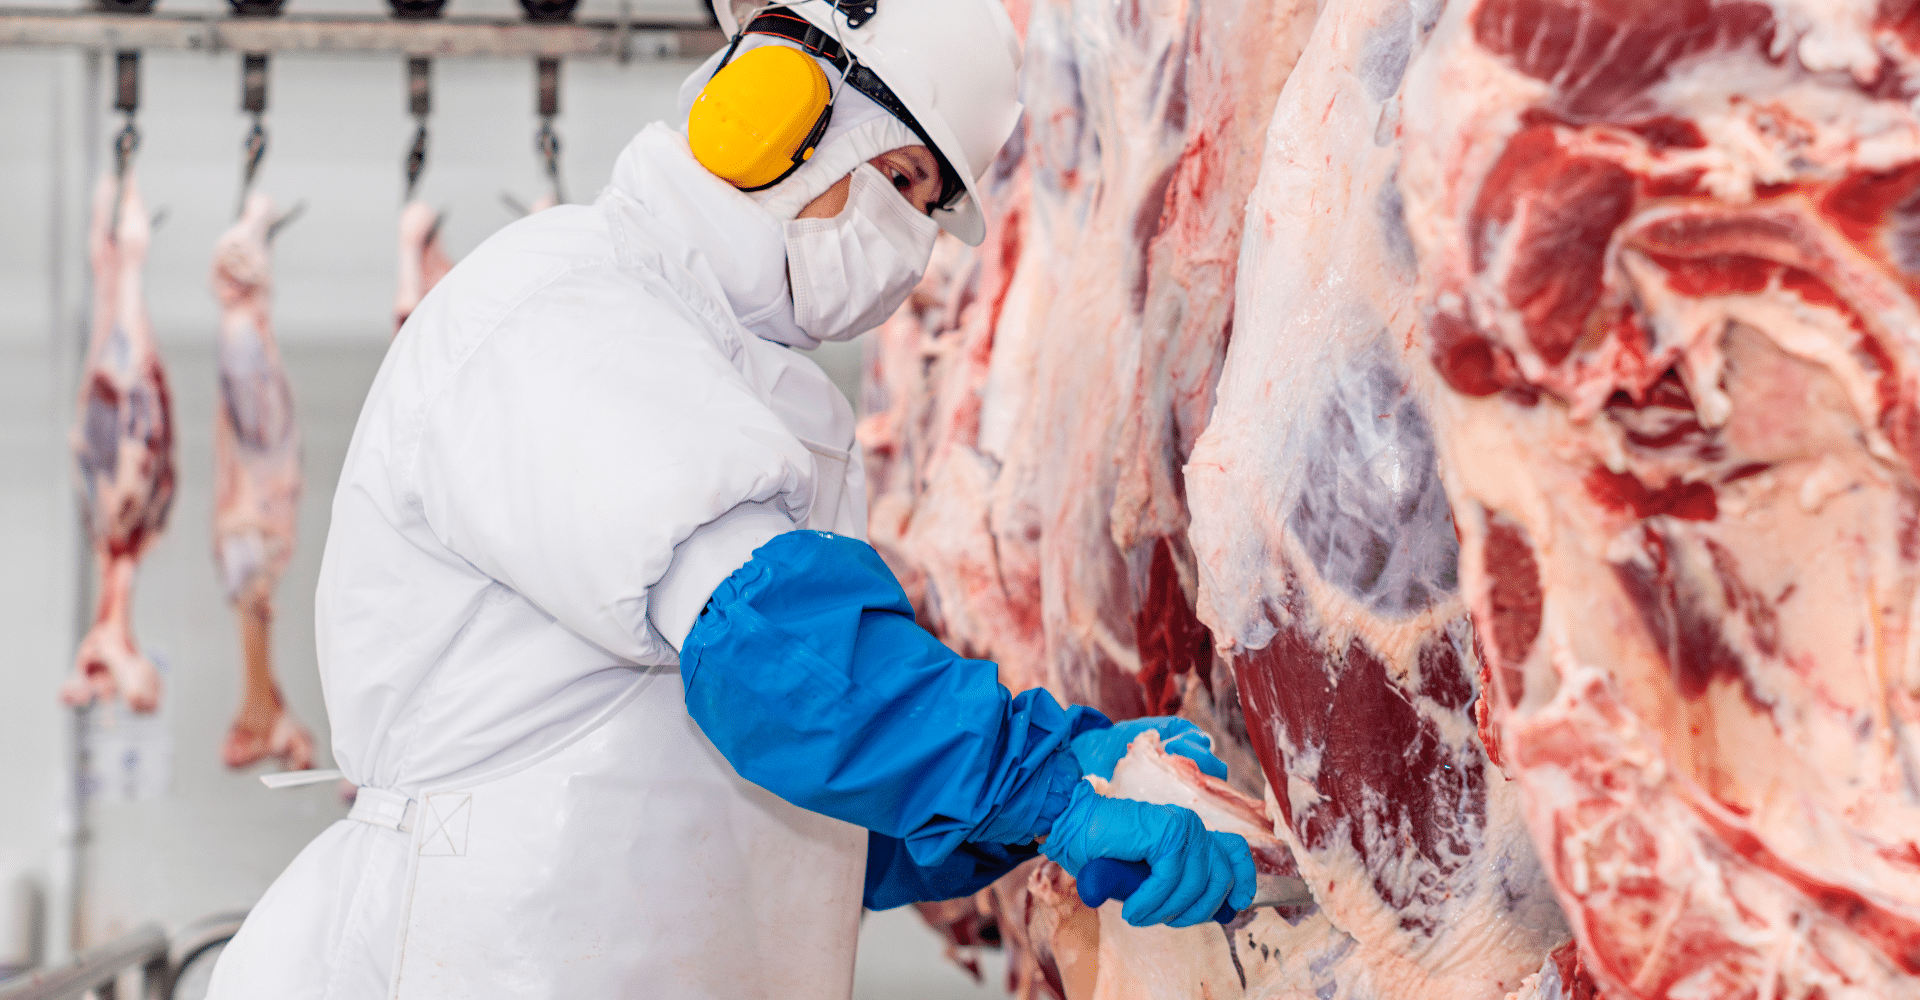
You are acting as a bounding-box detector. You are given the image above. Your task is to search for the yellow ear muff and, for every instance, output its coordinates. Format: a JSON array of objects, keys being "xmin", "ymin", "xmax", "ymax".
[{"xmin": 689, "ymin": 45, "xmax": 833, "ymax": 191}]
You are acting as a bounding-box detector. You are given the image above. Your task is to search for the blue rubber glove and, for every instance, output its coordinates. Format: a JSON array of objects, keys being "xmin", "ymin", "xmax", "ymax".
[
  {"xmin": 1070, "ymin": 717, "xmax": 1227, "ymax": 781},
  {"xmin": 1040, "ymin": 781, "xmax": 1255, "ymax": 928}
]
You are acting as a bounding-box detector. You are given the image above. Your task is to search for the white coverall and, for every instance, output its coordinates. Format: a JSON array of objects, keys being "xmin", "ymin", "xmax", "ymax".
[{"xmin": 207, "ymin": 121, "xmax": 871, "ymax": 999}]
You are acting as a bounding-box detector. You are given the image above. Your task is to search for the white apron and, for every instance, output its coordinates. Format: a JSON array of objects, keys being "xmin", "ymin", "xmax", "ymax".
[{"xmin": 375, "ymin": 671, "xmax": 863, "ymax": 998}]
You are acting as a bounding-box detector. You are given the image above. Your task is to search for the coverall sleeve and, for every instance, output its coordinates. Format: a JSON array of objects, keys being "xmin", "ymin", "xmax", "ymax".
[
  {"xmin": 863, "ymin": 831, "xmax": 1039, "ymax": 911},
  {"xmin": 679, "ymin": 530, "xmax": 1112, "ymax": 869},
  {"xmin": 409, "ymin": 268, "xmax": 813, "ymax": 666}
]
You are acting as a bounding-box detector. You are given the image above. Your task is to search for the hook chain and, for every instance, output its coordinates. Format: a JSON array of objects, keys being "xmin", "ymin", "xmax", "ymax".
[
  {"xmin": 405, "ymin": 57, "xmax": 432, "ymax": 202},
  {"xmin": 109, "ymin": 114, "xmax": 140, "ymax": 239},
  {"xmin": 240, "ymin": 113, "xmax": 268, "ymax": 213},
  {"xmin": 537, "ymin": 117, "xmax": 563, "ymax": 205},
  {"xmin": 405, "ymin": 119, "xmax": 429, "ymax": 202}
]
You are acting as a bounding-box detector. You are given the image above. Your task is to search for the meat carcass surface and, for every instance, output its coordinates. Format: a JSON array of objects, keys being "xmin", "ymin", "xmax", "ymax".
[
  {"xmin": 862, "ymin": 0, "xmax": 1314, "ymax": 745},
  {"xmin": 1505, "ymin": 943, "xmax": 1600, "ymax": 1000},
  {"xmin": 63, "ymin": 171, "xmax": 175, "ymax": 714},
  {"xmin": 1062, "ymin": 732, "xmax": 1312, "ymax": 1000},
  {"xmin": 211, "ymin": 192, "xmax": 314, "ymax": 771},
  {"xmin": 1182, "ymin": 0, "xmax": 1569, "ymax": 996},
  {"xmin": 1394, "ymin": 2, "xmax": 1920, "ymax": 996},
  {"xmin": 394, "ymin": 200, "xmax": 451, "ymax": 335},
  {"xmin": 859, "ymin": 0, "xmax": 1316, "ymax": 991}
]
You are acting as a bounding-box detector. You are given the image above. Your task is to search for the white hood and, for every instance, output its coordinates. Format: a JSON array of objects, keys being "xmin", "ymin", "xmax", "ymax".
[{"xmin": 607, "ymin": 122, "xmax": 822, "ymax": 348}]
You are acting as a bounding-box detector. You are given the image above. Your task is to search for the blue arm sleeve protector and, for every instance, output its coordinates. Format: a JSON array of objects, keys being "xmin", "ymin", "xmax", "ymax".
[
  {"xmin": 680, "ymin": 531, "xmax": 1110, "ymax": 868},
  {"xmin": 863, "ymin": 831, "xmax": 1039, "ymax": 910}
]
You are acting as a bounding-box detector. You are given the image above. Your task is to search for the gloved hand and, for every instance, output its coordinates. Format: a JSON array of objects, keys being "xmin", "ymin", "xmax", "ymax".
[
  {"xmin": 1070, "ymin": 716, "xmax": 1227, "ymax": 781},
  {"xmin": 1041, "ymin": 781, "xmax": 1255, "ymax": 928}
]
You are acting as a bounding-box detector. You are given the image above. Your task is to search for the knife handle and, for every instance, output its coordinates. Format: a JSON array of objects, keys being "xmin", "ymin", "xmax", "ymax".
[{"xmin": 1074, "ymin": 858, "xmax": 1236, "ymax": 925}]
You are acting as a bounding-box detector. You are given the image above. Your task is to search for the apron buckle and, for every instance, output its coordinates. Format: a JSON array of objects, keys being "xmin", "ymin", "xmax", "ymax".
[{"xmin": 348, "ymin": 785, "xmax": 417, "ymax": 834}]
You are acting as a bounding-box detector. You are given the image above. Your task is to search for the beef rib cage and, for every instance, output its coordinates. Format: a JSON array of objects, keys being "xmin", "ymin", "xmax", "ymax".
[{"xmin": 1399, "ymin": 0, "xmax": 1920, "ymax": 996}]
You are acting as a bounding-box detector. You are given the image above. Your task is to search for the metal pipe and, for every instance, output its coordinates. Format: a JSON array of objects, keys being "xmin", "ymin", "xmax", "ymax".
[
  {"xmin": 43, "ymin": 48, "xmax": 103, "ymax": 970},
  {"xmin": 0, "ymin": 924, "xmax": 167, "ymax": 1000},
  {"xmin": 0, "ymin": 8, "xmax": 724, "ymax": 59}
]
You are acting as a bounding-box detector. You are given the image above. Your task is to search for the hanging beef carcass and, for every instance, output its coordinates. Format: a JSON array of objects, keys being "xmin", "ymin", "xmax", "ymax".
[
  {"xmin": 864, "ymin": 186, "xmax": 1075, "ymax": 998},
  {"xmin": 63, "ymin": 171, "xmax": 176, "ymax": 714},
  {"xmin": 211, "ymin": 192, "xmax": 315, "ymax": 771},
  {"xmin": 1182, "ymin": 0, "xmax": 1571, "ymax": 996},
  {"xmin": 1395, "ymin": 1, "xmax": 1920, "ymax": 996},
  {"xmin": 861, "ymin": 0, "xmax": 1316, "ymax": 776},
  {"xmin": 394, "ymin": 200, "xmax": 452, "ymax": 335},
  {"xmin": 859, "ymin": 0, "xmax": 1316, "ymax": 991}
]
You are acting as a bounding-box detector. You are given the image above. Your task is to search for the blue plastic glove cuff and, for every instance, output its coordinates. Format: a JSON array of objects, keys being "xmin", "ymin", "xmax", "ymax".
[{"xmin": 972, "ymin": 744, "xmax": 1081, "ymax": 846}]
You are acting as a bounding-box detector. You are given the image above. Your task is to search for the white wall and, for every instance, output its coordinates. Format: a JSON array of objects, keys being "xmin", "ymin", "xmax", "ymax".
[{"xmin": 0, "ymin": 4, "xmax": 863, "ymax": 966}]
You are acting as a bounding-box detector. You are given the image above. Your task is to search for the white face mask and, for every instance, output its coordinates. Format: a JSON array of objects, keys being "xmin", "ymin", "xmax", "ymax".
[{"xmin": 785, "ymin": 163, "xmax": 941, "ymax": 342}]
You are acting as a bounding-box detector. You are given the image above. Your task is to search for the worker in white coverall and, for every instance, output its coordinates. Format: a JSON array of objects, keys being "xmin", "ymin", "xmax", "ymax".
[{"xmin": 207, "ymin": 1, "xmax": 1256, "ymax": 996}]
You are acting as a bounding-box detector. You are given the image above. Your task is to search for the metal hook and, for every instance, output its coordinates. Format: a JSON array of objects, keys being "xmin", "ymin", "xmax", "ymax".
[
  {"xmin": 534, "ymin": 57, "xmax": 564, "ymax": 205},
  {"xmin": 109, "ymin": 114, "xmax": 140, "ymax": 238},
  {"xmin": 267, "ymin": 200, "xmax": 306, "ymax": 241},
  {"xmin": 113, "ymin": 116, "xmax": 140, "ymax": 180},
  {"xmin": 240, "ymin": 114, "xmax": 268, "ymax": 214},
  {"xmin": 537, "ymin": 118, "xmax": 563, "ymax": 205},
  {"xmin": 403, "ymin": 56, "xmax": 432, "ymax": 202},
  {"xmin": 404, "ymin": 119, "xmax": 429, "ymax": 202},
  {"xmin": 238, "ymin": 52, "xmax": 270, "ymax": 215}
]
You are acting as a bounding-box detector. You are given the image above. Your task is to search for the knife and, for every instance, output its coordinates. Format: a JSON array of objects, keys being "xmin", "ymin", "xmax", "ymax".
[{"xmin": 1075, "ymin": 858, "xmax": 1315, "ymax": 925}]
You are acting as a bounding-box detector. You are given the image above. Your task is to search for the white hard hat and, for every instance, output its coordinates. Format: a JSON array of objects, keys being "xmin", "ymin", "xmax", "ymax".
[{"xmin": 711, "ymin": 0, "xmax": 1024, "ymax": 246}]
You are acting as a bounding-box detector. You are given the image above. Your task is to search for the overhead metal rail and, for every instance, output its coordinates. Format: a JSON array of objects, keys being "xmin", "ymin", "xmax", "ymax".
[
  {"xmin": 0, "ymin": 6, "xmax": 727, "ymax": 59},
  {"xmin": 0, "ymin": 923, "xmax": 168, "ymax": 1000}
]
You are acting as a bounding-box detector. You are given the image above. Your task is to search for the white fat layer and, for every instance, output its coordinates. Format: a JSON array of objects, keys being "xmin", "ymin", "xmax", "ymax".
[
  {"xmin": 1771, "ymin": 0, "xmax": 1881, "ymax": 80},
  {"xmin": 1103, "ymin": 731, "xmax": 1279, "ymax": 846}
]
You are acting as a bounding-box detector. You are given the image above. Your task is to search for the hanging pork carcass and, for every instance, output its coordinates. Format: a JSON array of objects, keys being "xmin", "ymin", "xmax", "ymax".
[
  {"xmin": 62, "ymin": 171, "xmax": 176, "ymax": 714},
  {"xmin": 1396, "ymin": 1, "xmax": 1920, "ymax": 996},
  {"xmin": 394, "ymin": 200, "xmax": 452, "ymax": 335},
  {"xmin": 210, "ymin": 192, "xmax": 315, "ymax": 771}
]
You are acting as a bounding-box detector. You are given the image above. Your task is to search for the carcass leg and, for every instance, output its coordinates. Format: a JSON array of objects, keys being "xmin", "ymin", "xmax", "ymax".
[
  {"xmin": 221, "ymin": 585, "xmax": 314, "ymax": 770},
  {"xmin": 393, "ymin": 202, "xmax": 453, "ymax": 335},
  {"xmin": 1026, "ymin": 862, "xmax": 1100, "ymax": 1000},
  {"xmin": 63, "ymin": 551, "xmax": 162, "ymax": 713}
]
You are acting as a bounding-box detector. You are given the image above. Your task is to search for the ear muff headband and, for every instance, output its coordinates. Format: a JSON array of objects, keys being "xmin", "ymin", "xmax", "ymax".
[
  {"xmin": 689, "ymin": 43, "xmax": 835, "ymax": 191},
  {"xmin": 693, "ymin": 6, "xmax": 966, "ymax": 208},
  {"xmin": 728, "ymin": 8, "xmax": 966, "ymax": 211}
]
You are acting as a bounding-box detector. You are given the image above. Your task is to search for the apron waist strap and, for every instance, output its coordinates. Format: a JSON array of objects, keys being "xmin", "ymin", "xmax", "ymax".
[{"xmin": 349, "ymin": 786, "xmax": 416, "ymax": 833}]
